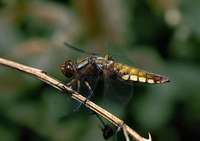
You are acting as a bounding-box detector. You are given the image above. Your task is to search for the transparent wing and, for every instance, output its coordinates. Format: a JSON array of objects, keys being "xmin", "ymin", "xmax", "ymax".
[{"xmin": 100, "ymin": 73, "xmax": 134, "ymax": 115}]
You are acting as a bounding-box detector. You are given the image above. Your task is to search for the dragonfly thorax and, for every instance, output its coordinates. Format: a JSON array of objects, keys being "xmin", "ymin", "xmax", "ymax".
[{"xmin": 94, "ymin": 55, "xmax": 114, "ymax": 69}]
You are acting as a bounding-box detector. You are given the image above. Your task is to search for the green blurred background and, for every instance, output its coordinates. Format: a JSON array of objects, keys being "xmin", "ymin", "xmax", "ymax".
[{"xmin": 0, "ymin": 0, "xmax": 200, "ymax": 141}]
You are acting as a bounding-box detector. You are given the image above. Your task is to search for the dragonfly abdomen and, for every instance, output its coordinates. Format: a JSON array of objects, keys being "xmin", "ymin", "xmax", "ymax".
[{"xmin": 113, "ymin": 63, "xmax": 169, "ymax": 84}]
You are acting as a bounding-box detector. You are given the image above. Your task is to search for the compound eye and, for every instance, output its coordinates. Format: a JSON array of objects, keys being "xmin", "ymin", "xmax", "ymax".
[{"xmin": 60, "ymin": 60, "xmax": 75, "ymax": 78}]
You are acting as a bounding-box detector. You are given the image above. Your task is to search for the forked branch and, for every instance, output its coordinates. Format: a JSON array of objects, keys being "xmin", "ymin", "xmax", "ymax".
[{"xmin": 0, "ymin": 57, "xmax": 152, "ymax": 141}]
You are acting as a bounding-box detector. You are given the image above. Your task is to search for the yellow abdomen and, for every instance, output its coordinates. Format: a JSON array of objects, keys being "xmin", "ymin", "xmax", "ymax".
[{"xmin": 113, "ymin": 63, "xmax": 169, "ymax": 84}]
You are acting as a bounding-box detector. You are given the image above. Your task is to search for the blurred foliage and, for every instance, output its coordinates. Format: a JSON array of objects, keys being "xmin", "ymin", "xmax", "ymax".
[{"xmin": 0, "ymin": 0, "xmax": 200, "ymax": 141}]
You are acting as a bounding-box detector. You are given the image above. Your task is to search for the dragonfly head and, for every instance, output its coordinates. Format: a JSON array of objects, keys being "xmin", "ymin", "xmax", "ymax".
[{"xmin": 60, "ymin": 60, "xmax": 76, "ymax": 78}]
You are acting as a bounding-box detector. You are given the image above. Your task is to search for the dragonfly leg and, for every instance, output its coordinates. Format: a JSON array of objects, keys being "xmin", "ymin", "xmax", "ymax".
[
  {"xmin": 66, "ymin": 79, "xmax": 81, "ymax": 93},
  {"xmin": 74, "ymin": 80, "xmax": 94, "ymax": 110},
  {"xmin": 66, "ymin": 79, "xmax": 76, "ymax": 88},
  {"xmin": 58, "ymin": 79, "xmax": 76, "ymax": 93},
  {"xmin": 77, "ymin": 79, "xmax": 80, "ymax": 92},
  {"xmin": 84, "ymin": 80, "xmax": 94, "ymax": 102}
]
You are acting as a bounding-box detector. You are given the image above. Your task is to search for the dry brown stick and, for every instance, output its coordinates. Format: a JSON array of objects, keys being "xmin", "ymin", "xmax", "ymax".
[{"xmin": 0, "ymin": 57, "xmax": 152, "ymax": 141}]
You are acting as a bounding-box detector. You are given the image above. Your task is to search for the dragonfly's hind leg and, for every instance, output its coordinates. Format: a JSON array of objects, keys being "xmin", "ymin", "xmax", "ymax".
[
  {"xmin": 76, "ymin": 79, "xmax": 80, "ymax": 92},
  {"xmin": 74, "ymin": 80, "xmax": 94, "ymax": 110},
  {"xmin": 84, "ymin": 81, "xmax": 94, "ymax": 102}
]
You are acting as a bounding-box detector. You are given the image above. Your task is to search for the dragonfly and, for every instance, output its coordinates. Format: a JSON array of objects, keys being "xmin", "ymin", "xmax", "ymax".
[
  {"xmin": 60, "ymin": 43, "xmax": 170, "ymax": 139},
  {"xmin": 60, "ymin": 43, "xmax": 169, "ymax": 100}
]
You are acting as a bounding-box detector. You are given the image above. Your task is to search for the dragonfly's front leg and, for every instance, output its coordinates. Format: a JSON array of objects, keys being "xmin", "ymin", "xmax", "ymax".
[{"xmin": 66, "ymin": 79, "xmax": 76, "ymax": 88}]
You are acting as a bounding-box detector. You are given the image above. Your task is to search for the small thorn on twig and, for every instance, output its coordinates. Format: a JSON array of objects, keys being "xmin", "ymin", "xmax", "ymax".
[{"xmin": 143, "ymin": 133, "xmax": 152, "ymax": 141}]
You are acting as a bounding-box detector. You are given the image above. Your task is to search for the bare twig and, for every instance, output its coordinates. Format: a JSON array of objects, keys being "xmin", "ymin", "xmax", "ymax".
[{"xmin": 0, "ymin": 57, "xmax": 152, "ymax": 141}]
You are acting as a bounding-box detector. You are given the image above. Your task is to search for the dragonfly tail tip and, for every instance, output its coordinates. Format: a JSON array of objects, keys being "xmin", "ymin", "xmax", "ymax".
[{"xmin": 160, "ymin": 76, "xmax": 170, "ymax": 83}]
